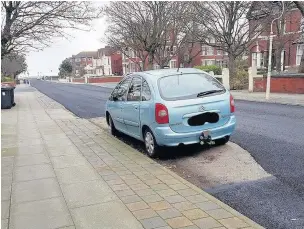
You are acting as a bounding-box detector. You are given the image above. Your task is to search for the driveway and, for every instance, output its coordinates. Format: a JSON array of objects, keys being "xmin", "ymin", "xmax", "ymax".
[{"xmin": 31, "ymin": 80, "xmax": 304, "ymax": 229}]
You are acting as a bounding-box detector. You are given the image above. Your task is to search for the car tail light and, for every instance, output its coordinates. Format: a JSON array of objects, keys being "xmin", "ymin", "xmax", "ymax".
[
  {"xmin": 230, "ymin": 94, "xmax": 235, "ymax": 113},
  {"xmin": 155, "ymin": 103, "xmax": 169, "ymax": 124}
]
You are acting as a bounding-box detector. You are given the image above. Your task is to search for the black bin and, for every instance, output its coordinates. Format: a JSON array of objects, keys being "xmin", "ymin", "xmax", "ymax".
[{"xmin": 1, "ymin": 86, "xmax": 15, "ymax": 109}]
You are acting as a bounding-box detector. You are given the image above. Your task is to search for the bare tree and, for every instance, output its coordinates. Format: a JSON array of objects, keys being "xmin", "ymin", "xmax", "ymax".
[
  {"xmin": 177, "ymin": 21, "xmax": 203, "ymax": 68},
  {"xmin": 193, "ymin": 1, "xmax": 267, "ymax": 87},
  {"xmin": 1, "ymin": 1, "xmax": 101, "ymax": 58},
  {"xmin": 104, "ymin": 1, "xmax": 179, "ymax": 70},
  {"xmin": 272, "ymin": 3, "xmax": 298, "ymax": 72},
  {"xmin": 153, "ymin": 2, "xmax": 191, "ymax": 68},
  {"xmin": 1, "ymin": 53, "xmax": 27, "ymax": 79}
]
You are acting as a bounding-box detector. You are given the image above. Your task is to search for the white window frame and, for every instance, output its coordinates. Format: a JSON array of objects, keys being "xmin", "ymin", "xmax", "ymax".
[
  {"xmin": 296, "ymin": 44, "xmax": 304, "ymax": 66},
  {"xmin": 170, "ymin": 60, "xmax": 177, "ymax": 68},
  {"xmin": 279, "ymin": 19, "xmax": 286, "ymax": 34},
  {"xmin": 172, "ymin": 46, "xmax": 177, "ymax": 54},
  {"xmin": 217, "ymin": 49, "xmax": 222, "ymax": 56},
  {"xmin": 201, "ymin": 59, "xmax": 215, "ymax": 66},
  {"xmin": 202, "ymin": 45, "xmax": 214, "ymax": 56}
]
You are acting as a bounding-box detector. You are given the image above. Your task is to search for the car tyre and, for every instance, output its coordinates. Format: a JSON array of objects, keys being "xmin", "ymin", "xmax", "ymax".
[
  {"xmin": 214, "ymin": 136, "xmax": 230, "ymax": 145},
  {"xmin": 108, "ymin": 115, "xmax": 119, "ymax": 136},
  {"xmin": 144, "ymin": 128, "xmax": 159, "ymax": 158}
]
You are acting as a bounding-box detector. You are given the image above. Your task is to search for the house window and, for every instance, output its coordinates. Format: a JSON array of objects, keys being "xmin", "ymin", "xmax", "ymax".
[
  {"xmin": 202, "ymin": 59, "xmax": 215, "ymax": 66},
  {"xmin": 75, "ymin": 58, "xmax": 81, "ymax": 62},
  {"xmin": 217, "ymin": 50, "xmax": 222, "ymax": 56},
  {"xmin": 215, "ymin": 60, "xmax": 228, "ymax": 68},
  {"xmin": 130, "ymin": 50, "xmax": 136, "ymax": 58},
  {"xmin": 81, "ymin": 57, "xmax": 86, "ymax": 62},
  {"xmin": 172, "ymin": 46, "xmax": 177, "ymax": 54},
  {"xmin": 130, "ymin": 62, "xmax": 136, "ymax": 72},
  {"xmin": 170, "ymin": 60, "xmax": 177, "ymax": 68},
  {"xmin": 279, "ymin": 20, "xmax": 286, "ymax": 34},
  {"xmin": 202, "ymin": 45, "xmax": 214, "ymax": 56},
  {"xmin": 296, "ymin": 44, "xmax": 304, "ymax": 65}
]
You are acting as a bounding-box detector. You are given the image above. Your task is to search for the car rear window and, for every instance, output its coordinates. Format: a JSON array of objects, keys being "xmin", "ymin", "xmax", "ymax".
[{"xmin": 158, "ymin": 73, "xmax": 225, "ymax": 100}]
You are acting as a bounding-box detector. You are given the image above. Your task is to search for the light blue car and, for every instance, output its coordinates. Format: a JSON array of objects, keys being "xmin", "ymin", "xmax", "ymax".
[{"xmin": 105, "ymin": 68, "xmax": 236, "ymax": 157}]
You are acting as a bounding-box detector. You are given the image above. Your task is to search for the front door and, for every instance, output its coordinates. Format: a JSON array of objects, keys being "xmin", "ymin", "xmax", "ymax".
[{"xmin": 123, "ymin": 76, "xmax": 141, "ymax": 137}]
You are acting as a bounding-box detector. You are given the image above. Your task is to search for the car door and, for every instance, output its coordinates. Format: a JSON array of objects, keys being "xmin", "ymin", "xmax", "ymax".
[
  {"xmin": 123, "ymin": 76, "xmax": 142, "ymax": 138},
  {"xmin": 109, "ymin": 77, "xmax": 132, "ymax": 132}
]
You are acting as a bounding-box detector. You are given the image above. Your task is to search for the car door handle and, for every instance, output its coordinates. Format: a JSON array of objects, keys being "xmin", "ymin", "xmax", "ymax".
[{"xmin": 133, "ymin": 105, "xmax": 138, "ymax": 109}]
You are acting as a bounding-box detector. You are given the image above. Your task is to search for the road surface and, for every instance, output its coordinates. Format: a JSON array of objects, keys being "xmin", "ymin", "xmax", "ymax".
[{"xmin": 31, "ymin": 80, "xmax": 304, "ymax": 229}]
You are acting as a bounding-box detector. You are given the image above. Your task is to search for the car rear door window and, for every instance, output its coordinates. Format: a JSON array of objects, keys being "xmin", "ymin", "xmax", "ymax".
[
  {"xmin": 127, "ymin": 77, "xmax": 141, "ymax": 101},
  {"xmin": 116, "ymin": 77, "xmax": 132, "ymax": 101},
  {"xmin": 142, "ymin": 79, "xmax": 151, "ymax": 101}
]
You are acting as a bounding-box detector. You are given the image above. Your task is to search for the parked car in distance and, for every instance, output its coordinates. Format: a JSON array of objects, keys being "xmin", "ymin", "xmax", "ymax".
[{"xmin": 105, "ymin": 68, "xmax": 236, "ymax": 158}]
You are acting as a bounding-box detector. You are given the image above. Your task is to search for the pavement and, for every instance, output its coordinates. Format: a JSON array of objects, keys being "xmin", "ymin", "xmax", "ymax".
[
  {"xmin": 231, "ymin": 90, "xmax": 304, "ymax": 106},
  {"xmin": 29, "ymin": 79, "xmax": 304, "ymax": 229},
  {"xmin": 1, "ymin": 84, "xmax": 263, "ymax": 229}
]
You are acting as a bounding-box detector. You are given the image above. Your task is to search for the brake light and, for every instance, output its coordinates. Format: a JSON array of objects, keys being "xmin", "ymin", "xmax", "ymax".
[
  {"xmin": 230, "ymin": 94, "xmax": 235, "ymax": 113},
  {"xmin": 155, "ymin": 103, "xmax": 169, "ymax": 124}
]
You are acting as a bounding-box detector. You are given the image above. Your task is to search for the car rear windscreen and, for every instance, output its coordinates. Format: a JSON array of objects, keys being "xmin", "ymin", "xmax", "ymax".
[{"xmin": 158, "ymin": 73, "xmax": 225, "ymax": 100}]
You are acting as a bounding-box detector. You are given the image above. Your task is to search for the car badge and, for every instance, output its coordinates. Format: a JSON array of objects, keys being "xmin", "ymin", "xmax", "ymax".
[{"xmin": 199, "ymin": 106, "xmax": 205, "ymax": 112}]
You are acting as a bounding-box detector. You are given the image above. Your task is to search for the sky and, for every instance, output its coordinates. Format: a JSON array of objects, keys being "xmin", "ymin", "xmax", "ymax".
[{"xmin": 24, "ymin": 2, "xmax": 107, "ymax": 77}]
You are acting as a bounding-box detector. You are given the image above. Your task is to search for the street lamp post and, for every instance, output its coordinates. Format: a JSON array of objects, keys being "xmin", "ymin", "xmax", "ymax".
[{"xmin": 266, "ymin": 1, "xmax": 284, "ymax": 100}]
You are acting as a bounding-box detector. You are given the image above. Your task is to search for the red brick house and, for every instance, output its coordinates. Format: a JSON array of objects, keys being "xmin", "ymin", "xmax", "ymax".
[
  {"xmin": 70, "ymin": 51, "xmax": 98, "ymax": 77},
  {"xmin": 248, "ymin": 3, "xmax": 303, "ymax": 71},
  {"xmin": 121, "ymin": 43, "xmax": 229, "ymax": 75},
  {"xmin": 97, "ymin": 46, "xmax": 123, "ymax": 76}
]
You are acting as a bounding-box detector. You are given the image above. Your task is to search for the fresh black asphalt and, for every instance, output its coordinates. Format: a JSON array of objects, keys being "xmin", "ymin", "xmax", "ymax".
[{"xmin": 31, "ymin": 80, "xmax": 304, "ymax": 229}]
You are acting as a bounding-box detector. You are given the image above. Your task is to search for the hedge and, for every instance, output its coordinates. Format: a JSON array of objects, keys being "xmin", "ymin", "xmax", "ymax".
[{"xmin": 194, "ymin": 65, "xmax": 222, "ymax": 75}]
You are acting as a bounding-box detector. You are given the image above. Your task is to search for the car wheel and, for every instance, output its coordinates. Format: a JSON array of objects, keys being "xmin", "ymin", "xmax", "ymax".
[
  {"xmin": 144, "ymin": 129, "xmax": 159, "ymax": 158},
  {"xmin": 108, "ymin": 115, "xmax": 119, "ymax": 136},
  {"xmin": 214, "ymin": 136, "xmax": 230, "ymax": 145}
]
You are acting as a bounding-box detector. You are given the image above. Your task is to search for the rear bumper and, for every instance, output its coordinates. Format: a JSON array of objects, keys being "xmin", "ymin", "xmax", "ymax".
[{"xmin": 153, "ymin": 115, "xmax": 236, "ymax": 146}]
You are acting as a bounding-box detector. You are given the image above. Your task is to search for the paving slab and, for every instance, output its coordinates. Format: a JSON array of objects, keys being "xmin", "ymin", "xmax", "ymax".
[
  {"xmin": 14, "ymin": 164, "xmax": 55, "ymax": 182},
  {"xmin": 50, "ymin": 155, "xmax": 88, "ymax": 169},
  {"xmin": 71, "ymin": 201, "xmax": 144, "ymax": 229},
  {"xmin": 11, "ymin": 178, "xmax": 62, "ymax": 204},
  {"xmin": 55, "ymin": 166, "xmax": 100, "ymax": 184},
  {"xmin": 61, "ymin": 180, "xmax": 118, "ymax": 208},
  {"xmin": 14, "ymin": 154, "xmax": 50, "ymax": 167},
  {"xmin": 1, "ymin": 200, "xmax": 10, "ymax": 219},
  {"xmin": 10, "ymin": 197, "xmax": 73, "ymax": 229},
  {"xmin": 140, "ymin": 216, "xmax": 168, "ymax": 229}
]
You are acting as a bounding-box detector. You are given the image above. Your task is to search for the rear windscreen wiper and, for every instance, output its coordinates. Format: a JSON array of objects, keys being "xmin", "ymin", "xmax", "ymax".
[{"xmin": 197, "ymin": 89, "xmax": 224, "ymax": 97}]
